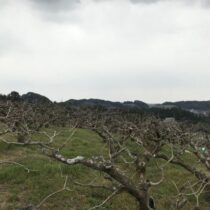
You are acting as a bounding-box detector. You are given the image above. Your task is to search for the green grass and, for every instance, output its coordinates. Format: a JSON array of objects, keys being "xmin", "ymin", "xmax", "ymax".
[{"xmin": 0, "ymin": 128, "xmax": 209, "ymax": 210}]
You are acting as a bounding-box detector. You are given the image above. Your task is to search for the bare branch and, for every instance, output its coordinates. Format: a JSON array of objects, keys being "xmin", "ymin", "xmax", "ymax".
[
  {"xmin": 87, "ymin": 188, "xmax": 121, "ymax": 210},
  {"xmin": 58, "ymin": 126, "xmax": 77, "ymax": 151},
  {"xmin": 0, "ymin": 104, "xmax": 12, "ymax": 120},
  {"xmin": 74, "ymin": 181, "xmax": 114, "ymax": 191},
  {"xmin": 0, "ymin": 160, "xmax": 33, "ymax": 173},
  {"xmin": 150, "ymin": 162, "xmax": 164, "ymax": 186},
  {"xmin": 37, "ymin": 176, "xmax": 72, "ymax": 208}
]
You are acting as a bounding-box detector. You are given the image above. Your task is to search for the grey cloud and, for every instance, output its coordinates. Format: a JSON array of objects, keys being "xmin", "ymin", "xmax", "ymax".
[
  {"xmin": 130, "ymin": 0, "xmax": 210, "ymax": 7},
  {"xmin": 30, "ymin": 0, "xmax": 80, "ymax": 13},
  {"xmin": 130, "ymin": 0, "xmax": 162, "ymax": 4},
  {"xmin": 201, "ymin": 0, "xmax": 210, "ymax": 7},
  {"xmin": 28, "ymin": 0, "xmax": 81, "ymax": 23}
]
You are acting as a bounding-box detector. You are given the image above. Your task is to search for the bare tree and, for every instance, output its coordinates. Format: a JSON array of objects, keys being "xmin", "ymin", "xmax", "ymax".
[
  {"xmin": 1, "ymin": 102, "xmax": 210, "ymax": 209},
  {"xmin": 49, "ymin": 116, "xmax": 190, "ymax": 210}
]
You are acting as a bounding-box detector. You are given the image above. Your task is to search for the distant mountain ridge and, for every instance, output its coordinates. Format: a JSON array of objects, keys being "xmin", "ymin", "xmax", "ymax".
[
  {"xmin": 21, "ymin": 92, "xmax": 52, "ymax": 104},
  {"xmin": 1, "ymin": 91, "xmax": 210, "ymax": 115},
  {"xmin": 65, "ymin": 99, "xmax": 149, "ymax": 109},
  {"xmin": 163, "ymin": 101, "xmax": 210, "ymax": 111},
  {"xmin": 0, "ymin": 91, "xmax": 52, "ymax": 104}
]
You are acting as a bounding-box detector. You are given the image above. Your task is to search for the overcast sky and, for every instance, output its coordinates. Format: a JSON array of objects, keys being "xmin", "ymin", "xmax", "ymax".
[{"xmin": 0, "ymin": 0, "xmax": 210, "ymax": 103}]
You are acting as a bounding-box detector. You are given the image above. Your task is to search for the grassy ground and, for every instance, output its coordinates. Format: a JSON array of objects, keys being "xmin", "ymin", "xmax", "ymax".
[{"xmin": 0, "ymin": 128, "xmax": 209, "ymax": 210}]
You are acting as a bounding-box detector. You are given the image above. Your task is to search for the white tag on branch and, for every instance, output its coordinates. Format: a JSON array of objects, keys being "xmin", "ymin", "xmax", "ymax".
[{"xmin": 66, "ymin": 156, "xmax": 84, "ymax": 164}]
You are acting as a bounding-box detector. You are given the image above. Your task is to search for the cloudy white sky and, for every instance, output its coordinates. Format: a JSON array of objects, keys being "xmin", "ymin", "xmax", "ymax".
[{"xmin": 0, "ymin": 0, "xmax": 210, "ymax": 103}]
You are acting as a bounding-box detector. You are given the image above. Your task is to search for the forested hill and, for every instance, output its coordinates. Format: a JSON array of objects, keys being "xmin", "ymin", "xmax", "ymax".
[
  {"xmin": 64, "ymin": 99, "xmax": 149, "ymax": 109},
  {"xmin": 163, "ymin": 101, "xmax": 210, "ymax": 112},
  {"xmin": 0, "ymin": 91, "xmax": 51, "ymax": 104},
  {"xmin": 1, "ymin": 91, "xmax": 210, "ymax": 118}
]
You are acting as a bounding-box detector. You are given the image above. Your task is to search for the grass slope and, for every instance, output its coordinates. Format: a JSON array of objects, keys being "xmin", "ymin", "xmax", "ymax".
[{"xmin": 0, "ymin": 128, "xmax": 209, "ymax": 210}]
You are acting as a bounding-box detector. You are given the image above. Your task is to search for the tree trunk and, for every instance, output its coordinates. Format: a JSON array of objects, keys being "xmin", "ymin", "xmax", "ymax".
[
  {"xmin": 139, "ymin": 202, "xmax": 150, "ymax": 210},
  {"xmin": 138, "ymin": 195, "xmax": 156, "ymax": 210}
]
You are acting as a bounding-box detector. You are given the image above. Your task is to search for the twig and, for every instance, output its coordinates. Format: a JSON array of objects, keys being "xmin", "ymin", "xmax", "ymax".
[
  {"xmin": 37, "ymin": 176, "xmax": 72, "ymax": 208},
  {"xmin": 0, "ymin": 160, "xmax": 32, "ymax": 173},
  {"xmin": 87, "ymin": 188, "xmax": 120, "ymax": 210}
]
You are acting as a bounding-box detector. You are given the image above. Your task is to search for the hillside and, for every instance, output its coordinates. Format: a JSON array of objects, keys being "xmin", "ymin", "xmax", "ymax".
[
  {"xmin": 0, "ymin": 127, "xmax": 209, "ymax": 210},
  {"xmin": 1, "ymin": 91, "xmax": 210, "ymax": 114},
  {"xmin": 64, "ymin": 99, "xmax": 149, "ymax": 110},
  {"xmin": 163, "ymin": 101, "xmax": 210, "ymax": 113},
  {"xmin": 1, "ymin": 94, "xmax": 210, "ymax": 210},
  {"xmin": 21, "ymin": 92, "xmax": 52, "ymax": 104},
  {"xmin": 1, "ymin": 91, "xmax": 210, "ymax": 123}
]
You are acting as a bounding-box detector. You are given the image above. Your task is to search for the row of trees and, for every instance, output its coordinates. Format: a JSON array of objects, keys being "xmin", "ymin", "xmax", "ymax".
[{"xmin": 0, "ymin": 100, "xmax": 210, "ymax": 209}]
